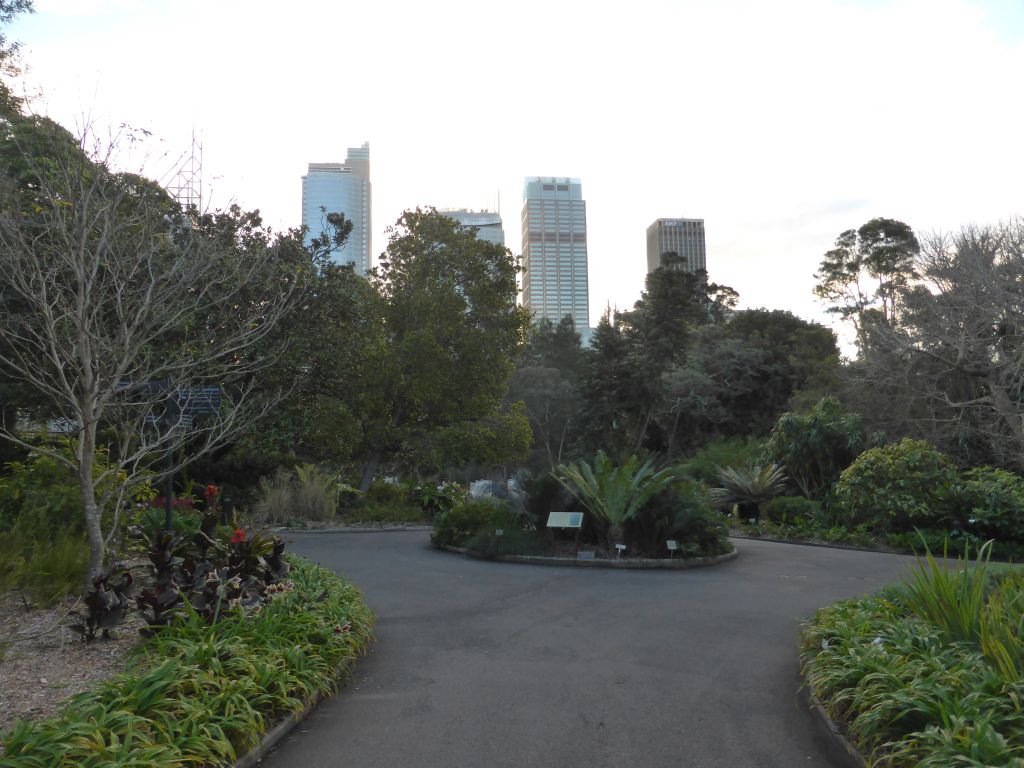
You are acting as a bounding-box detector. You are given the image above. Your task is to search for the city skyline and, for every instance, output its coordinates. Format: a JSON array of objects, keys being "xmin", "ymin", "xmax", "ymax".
[{"xmin": 10, "ymin": 0, "xmax": 1024, "ymax": 350}]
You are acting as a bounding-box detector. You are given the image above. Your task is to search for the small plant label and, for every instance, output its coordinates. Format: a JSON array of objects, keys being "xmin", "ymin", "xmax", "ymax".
[
  {"xmin": 666, "ymin": 540, "xmax": 679, "ymax": 550},
  {"xmin": 495, "ymin": 529, "xmax": 504, "ymax": 537},
  {"xmin": 615, "ymin": 544, "xmax": 626, "ymax": 558}
]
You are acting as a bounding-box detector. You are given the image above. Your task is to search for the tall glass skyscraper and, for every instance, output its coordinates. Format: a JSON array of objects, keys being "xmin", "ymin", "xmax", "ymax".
[
  {"xmin": 301, "ymin": 142, "xmax": 372, "ymax": 274},
  {"xmin": 646, "ymin": 218, "xmax": 706, "ymax": 274},
  {"xmin": 520, "ymin": 177, "xmax": 589, "ymax": 331},
  {"xmin": 442, "ymin": 209, "xmax": 505, "ymax": 248}
]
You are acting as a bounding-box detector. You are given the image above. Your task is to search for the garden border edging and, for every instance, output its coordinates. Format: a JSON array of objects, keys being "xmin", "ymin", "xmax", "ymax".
[
  {"xmin": 434, "ymin": 543, "xmax": 738, "ymax": 569},
  {"xmin": 231, "ymin": 659, "xmax": 351, "ymax": 768},
  {"xmin": 800, "ymin": 670, "xmax": 868, "ymax": 768}
]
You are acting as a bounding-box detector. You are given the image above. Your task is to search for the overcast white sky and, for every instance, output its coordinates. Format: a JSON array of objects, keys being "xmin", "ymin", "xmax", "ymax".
[{"xmin": 9, "ymin": 0, "xmax": 1024, "ymax": 345}]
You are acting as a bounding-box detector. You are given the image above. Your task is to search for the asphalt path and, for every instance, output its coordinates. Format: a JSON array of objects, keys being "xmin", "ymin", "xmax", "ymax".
[{"xmin": 264, "ymin": 532, "xmax": 916, "ymax": 768}]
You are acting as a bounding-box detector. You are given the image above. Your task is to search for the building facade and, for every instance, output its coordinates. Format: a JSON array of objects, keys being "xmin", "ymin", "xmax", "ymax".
[
  {"xmin": 646, "ymin": 218, "xmax": 706, "ymax": 274},
  {"xmin": 301, "ymin": 142, "xmax": 372, "ymax": 274},
  {"xmin": 441, "ymin": 209, "xmax": 505, "ymax": 248},
  {"xmin": 520, "ymin": 177, "xmax": 589, "ymax": 331}
]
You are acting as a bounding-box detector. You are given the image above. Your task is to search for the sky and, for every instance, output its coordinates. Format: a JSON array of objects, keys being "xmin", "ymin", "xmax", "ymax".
[{"xmin": 8, "ymin": 0, "xmax": 1024, "ymax": 349}]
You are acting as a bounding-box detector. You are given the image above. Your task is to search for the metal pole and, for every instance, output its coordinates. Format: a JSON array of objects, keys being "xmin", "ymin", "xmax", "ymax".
[{"xmin": 164, "ymin": 444, "xmax": 174, "ymax": 534}]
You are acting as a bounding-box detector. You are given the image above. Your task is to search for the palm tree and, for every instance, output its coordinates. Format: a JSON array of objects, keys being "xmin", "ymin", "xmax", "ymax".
[
  {"xmin": 708, "ymin": 463, "xmax": 787, "ymax": 521},
  {"xmin": 555, "ymin": 451, "xmax": 676, "ymax": 546}
]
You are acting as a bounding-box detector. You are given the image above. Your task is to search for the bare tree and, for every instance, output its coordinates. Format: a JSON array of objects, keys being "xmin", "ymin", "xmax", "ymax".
[
  {"xmin": 846, "ymin": 220, "xmax": 1024, "ymax": 470},
  {"xmin": 0, "ymin": 116, "xmax": 306, "ymax": 581}
]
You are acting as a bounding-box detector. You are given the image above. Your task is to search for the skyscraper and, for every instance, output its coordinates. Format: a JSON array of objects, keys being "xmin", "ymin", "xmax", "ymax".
[
  {"xmin": 441, "ymin": 209, "xmax": 505, "ymax": 248},
  {"xmin": 521, "ymin": 177, "xmax": 589, "ymax": 331},
  {"xmin": 646, "ymin": 218, "xmax": 706, "ymax": 274},
  {"xmin": 301, "ymin": 142, "xmax": 372, "ymax": 274}
]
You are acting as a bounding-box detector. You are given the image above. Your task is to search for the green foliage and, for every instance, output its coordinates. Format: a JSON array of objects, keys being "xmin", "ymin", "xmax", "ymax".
[
  {"xmin": 802, "ymin": 595, "xmax": 1023, "ymax": 766},
  {"xmin": 900, "ymin": 540, "xmax": 991, "ymax": 645},
  {"xmin": 431, "ymin": 498, "xmax": 521, "ymax": 548},
  {"xmin": 629, "ymin": 483, "xmax": 729, "ymax": 557},
  {"xmin": 0, "ymin": 526, "xmax": 88, "ymax": 602},
  {"xmin": 833, "ymin": 438, "xmax": 958, "ymax": 530},
  {"xmin": 760, "ymin": 495, "xmax": 819, "ymax": 525},
  {"xmin": 464, "ymin": 528, "xmax": 546, "ymax": 559},
  {"xmin": 676, "ymin": 437, "xmax": 763, "ymax": 485},
  {"xmin": 957, "ymin": 466, "xmax": 1024, "ymax": 543},
  {"xmin": 251, "ymin": 464, "xmax": 347, "ymax": 525},
  {"xmin": 980, "ymin": 570, "xmax": 1024, "ymax": 682},
  {"xmin": 0, "ymin": 557, "xmax": 374, "ymax": 767},
  {"xmin": 554, "ymin": 451, "xmax": 676, "ymax": 540},
  {"xmin": 761, "ymin": 397, "xmax": 867, "ymax": 499},
  {"xmin": 412, "ymin": 482, "xmax": 464, "ymax": 518},
  {"xmin": 708, "ymin": 463, "xmax": 787, "ymax": 520}
]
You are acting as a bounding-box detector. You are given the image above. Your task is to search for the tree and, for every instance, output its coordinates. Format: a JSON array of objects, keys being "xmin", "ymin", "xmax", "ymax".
[
  {"xmin": 355, "ymin": 208, "xmax": 530, "ymax": 489},
  {"xmin": 814, "ymin": 217, "xmax": 920, "ymax": 347},
  {"xmin": 508, "ymin": 315, "xmax": 584, "ymax": 468},
  {"xmin": 850, "ymin": 221, "xmax": 1024, "ymax": 471},
  {"xmin": 0, "ymin": 117, "xmax": 305, "ymax": 580}
]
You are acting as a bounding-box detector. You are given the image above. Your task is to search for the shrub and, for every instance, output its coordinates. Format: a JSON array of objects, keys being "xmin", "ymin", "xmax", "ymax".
[
  {"xmin": 708, "ymin": 463, "xmax": 787, "ymax": 521},
  {"xmin": 833, "ymin": 438, "xmax": 957, "ymax": 531},
  {"xmin": 761, "ymin": 397, "xmax": 867, "ymax": 499},
  {"xmin": 761, "ymin": 495, "xmax": 819, "ymax": 525},
  {"xmin": 431, "ymin": 498, "xmax": 520, "ymax": 548},
  {"xmin": 957, "ymin": 466, "xmax": 1024, "ymax": 543},
  {"xmin": 677, "ymin": 437, "xmax": 763, "ymax": 486},
  {"xmin": 629, "ymin": 482, "xmax": 729, "ymax": 557},
  {"xmin": 464, "ymin": 528, "xmax": 545, "ymax": 559},
  {"xmin": 292, "ymin": 464, "xmax": 339, "ymax": 521}
]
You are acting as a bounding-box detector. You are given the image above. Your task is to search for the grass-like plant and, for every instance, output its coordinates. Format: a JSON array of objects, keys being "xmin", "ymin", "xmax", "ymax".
[
  {"xmin": 979, "ymin": 570, "xmax": 1024, "ymax": 682},
  {"xmin": 0, "ymin": 557, "xmax": 373, "ymax": 766},
  {"xmin": 900, "ymin": 539, "xmax": 991, "ymax": 645},
  {"xmin": 555, "ymin": 451, "xmax": 676, "ymax": 545}
]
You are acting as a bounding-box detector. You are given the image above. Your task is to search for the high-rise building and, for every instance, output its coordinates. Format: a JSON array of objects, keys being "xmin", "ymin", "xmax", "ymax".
[
  {"xmin": 521, "ymin": 177, "xmax": 589, "ymax": 331},
  {"xmin": 301, "ymin": 142, "xmax": 372, "ymax": 274},
  {"xmin": 441, "ymin": 209, "xmax": 505, "ymax": 248},
  {"xmin": 646, "ymin": 218, "xmax": 706, "ymax": 274}
]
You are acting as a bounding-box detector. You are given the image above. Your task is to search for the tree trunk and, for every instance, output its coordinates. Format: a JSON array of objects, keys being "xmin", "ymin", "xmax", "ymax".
[
  {"xmin": 358, "ymin": 448, "xmax": 382, "ymax": 493},
  {"xmin": 78, "ymin": 421, "xmax": 104, "ymax": 586}
]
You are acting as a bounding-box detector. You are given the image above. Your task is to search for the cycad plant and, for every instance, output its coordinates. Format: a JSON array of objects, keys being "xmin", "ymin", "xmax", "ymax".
[
  {"xmin": 708, "ymin": 463, "xmax": 787, "ymax": 521},
  {"xmin": 555, "ymin": 451, "xmax": 676, "ymax": 546}
]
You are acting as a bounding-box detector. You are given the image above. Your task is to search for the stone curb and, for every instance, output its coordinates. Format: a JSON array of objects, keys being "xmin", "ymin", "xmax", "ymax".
[
  {"xmin": 800, "ymin": 673, "xmax": 868, "ymax": 768},
  {"xmin": 231, "ymin": 660, "xmax": 351, "ymax": 768},
  {"xmin": 729, "ymin": 532, "xmax": 908, "ymax": 556},
  {"xmin": 433, "ymin": 543, "xmax": 738, "ymax": 569},
  {"xmin": 273, "ymin": 524, "xmax": 433, "ymax": 534}
]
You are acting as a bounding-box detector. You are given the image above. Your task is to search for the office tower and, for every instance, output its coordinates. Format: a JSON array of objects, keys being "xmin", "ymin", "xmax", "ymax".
[
  {"xmin": 442, "ymin": 209, "xmax": 505, "ymax": 248},
  {"xmin": 301, "ymin": 142, "xmax": 372, "ymax": 274},
  {"xmin": 520, "ymin": 177, "xmax": 589, "ymax": 331},
  {"xmin": 646, "ymin": 218, "xmax": 706, "ymax": 274}
]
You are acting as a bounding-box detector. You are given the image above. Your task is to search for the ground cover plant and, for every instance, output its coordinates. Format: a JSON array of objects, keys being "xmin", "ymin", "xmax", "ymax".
[
  {"xmin": 0, "ymin": 556, "xmax": 373, "ymax": 767},
  {"xmin": 801, "ymin": 544, "xmax": 1024, "ymax": 767}
]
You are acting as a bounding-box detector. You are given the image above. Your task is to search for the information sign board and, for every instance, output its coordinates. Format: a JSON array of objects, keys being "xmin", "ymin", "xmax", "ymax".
[{"xmin": 546, "ymin": 511, "xmax": 584, "ymax": 529}]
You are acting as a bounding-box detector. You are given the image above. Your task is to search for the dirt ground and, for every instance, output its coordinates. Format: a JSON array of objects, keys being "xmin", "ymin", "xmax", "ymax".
[{"xmin": 0, "ymin": 589, "xmax": 146, "ymax": 737}]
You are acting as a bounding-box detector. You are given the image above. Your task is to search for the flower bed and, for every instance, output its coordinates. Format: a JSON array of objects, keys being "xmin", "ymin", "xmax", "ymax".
[{"xmin": 0, "ymin": 556, "xmax": 373, "ymax": 767}]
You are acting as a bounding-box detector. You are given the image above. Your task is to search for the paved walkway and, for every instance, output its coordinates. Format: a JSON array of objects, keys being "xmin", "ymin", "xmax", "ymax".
[{"xmin": 264, "ymin": 532, "xmax": 916, "ymax": 768}]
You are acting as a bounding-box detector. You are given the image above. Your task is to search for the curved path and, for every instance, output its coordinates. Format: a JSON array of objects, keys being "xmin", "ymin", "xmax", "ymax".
[{"xmin": 265, "ymin": 532, "xmax": 915, "ymax": 768}]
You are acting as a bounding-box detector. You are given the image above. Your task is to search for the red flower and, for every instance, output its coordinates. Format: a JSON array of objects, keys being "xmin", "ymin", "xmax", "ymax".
[
  {"xmin": 231, "ymin": 528, "xmax": 245, "ymax": 544},
  {"xmin": 204, "ymin": 484, "xmax": 219, "ymax": 501}
]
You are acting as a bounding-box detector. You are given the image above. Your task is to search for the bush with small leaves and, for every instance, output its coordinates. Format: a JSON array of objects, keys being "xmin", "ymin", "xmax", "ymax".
[{"xmin": 833, "ymin": 438, "xmax": 958, "ymax": 531}]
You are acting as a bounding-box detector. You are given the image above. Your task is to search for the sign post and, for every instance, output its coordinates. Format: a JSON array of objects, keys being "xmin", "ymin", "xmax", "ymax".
[{"xmin": 546, "ymin": 511, "xmax": 585, "ymax": 558}]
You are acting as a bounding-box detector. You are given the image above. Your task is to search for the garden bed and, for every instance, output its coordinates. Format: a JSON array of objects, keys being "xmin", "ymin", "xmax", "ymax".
[
  {"xmin": 800, "ymin": 547, "xmax": 1024, "ymax": 767},
  {"xmin": 0, "ymin": 556, "xmax": 373, "ymax": 766}
]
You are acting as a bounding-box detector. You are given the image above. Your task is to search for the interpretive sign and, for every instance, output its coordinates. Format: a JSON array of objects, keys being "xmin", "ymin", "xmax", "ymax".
[
  {"xmin": 547, "ymin": 511, "xmax": 584, "ymax": 529},
  {"xmin": 577, "ymin": 550, "xmax": 595, "ymax": 561},
  {"xmin": 666, "ymin": 540, "xmax": 679, "ymax": 551}
]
